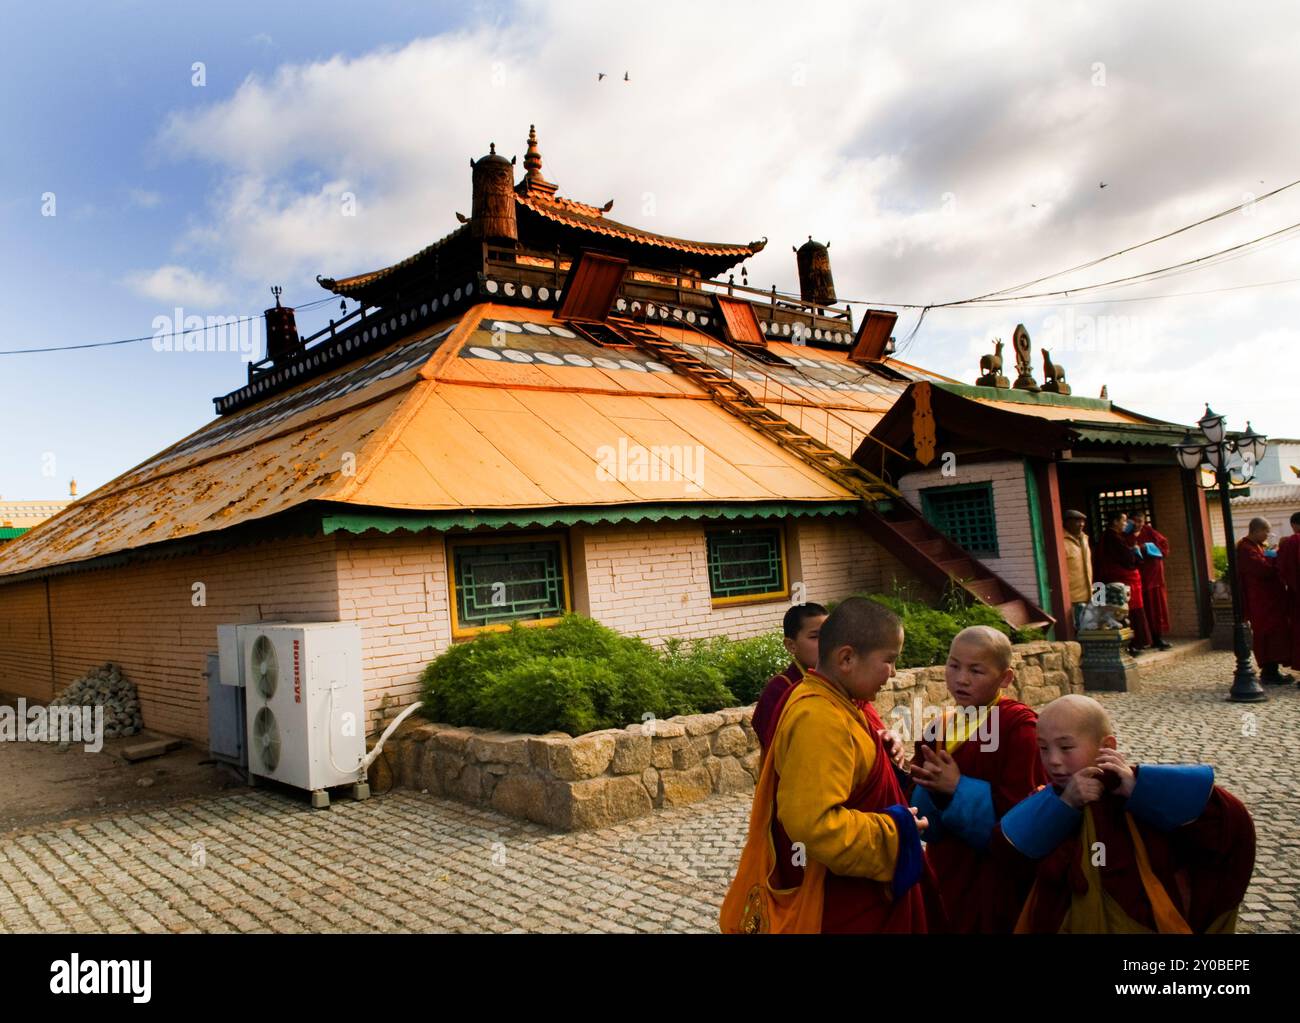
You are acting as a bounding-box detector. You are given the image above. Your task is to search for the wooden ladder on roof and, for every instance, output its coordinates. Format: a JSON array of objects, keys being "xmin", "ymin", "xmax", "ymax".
[
  {"xmin": 606, "ymin": 316, "xmax": 897, "ymax": 502},
  {"xmin": 605, "ymin": 316, "xmax": 1055, "ymax": 632}
]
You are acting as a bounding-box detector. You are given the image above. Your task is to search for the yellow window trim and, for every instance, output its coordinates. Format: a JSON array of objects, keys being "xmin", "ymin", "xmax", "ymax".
[
  {"xmin": 446, "ymin": 532, "xmax": 572, "ymax": 639},
  {"xmin": 705, "ymin": 522, "xmax": 789, "ymax": 608}
]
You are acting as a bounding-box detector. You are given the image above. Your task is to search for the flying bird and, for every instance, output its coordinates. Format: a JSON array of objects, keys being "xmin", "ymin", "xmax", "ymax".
[
  {"xmin": 624, "ymin": 71, "xmax": 630, "ymax": 82},
  {"xmin": 597, "ymin": 72, "xmax": 606, "ymax": 80},
  {"xmin": 1099, "ymin": 181, "xmax": 1108, "ymax": 189}
]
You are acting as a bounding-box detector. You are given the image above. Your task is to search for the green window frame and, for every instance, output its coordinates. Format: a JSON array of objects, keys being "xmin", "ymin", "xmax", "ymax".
[
  {"xmin": 448, "ymin": 535, "xmax": 570, "ymax": 635},
  {"xmin": 921, "ymin": 482, "xmax": 999, "ymax": 556},
  {"xmin": 705, "ymin": 526, "xmax": 788, "ymax": 603}
]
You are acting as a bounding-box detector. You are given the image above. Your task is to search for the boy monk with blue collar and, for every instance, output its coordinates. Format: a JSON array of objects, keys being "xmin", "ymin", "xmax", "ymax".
[
  {"xmin": 909, "ymin": 625, "xmax": 1047, "ymax": 932},
  {"xmin": 720, "ymin": 597, "xmax": 944, "ymax": 933},
  {"xmin": 998, "ymin": 694, "xmax": 1256, "ymax": 933}
]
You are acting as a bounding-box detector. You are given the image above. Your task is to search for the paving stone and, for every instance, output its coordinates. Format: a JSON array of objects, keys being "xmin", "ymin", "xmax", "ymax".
[{"xmin": 0, "ymin": 651, "xmax": 1293, "ymax": 933}]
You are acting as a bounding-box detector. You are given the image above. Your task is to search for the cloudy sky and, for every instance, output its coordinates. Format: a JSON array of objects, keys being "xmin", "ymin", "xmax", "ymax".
[{"xmin": 4, "ymin": 0, "xmax": 1299, "ymax": 499}]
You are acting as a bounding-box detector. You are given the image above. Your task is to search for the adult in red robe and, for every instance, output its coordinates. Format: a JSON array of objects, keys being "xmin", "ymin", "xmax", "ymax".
[
  {"xmin": 1132, "ymin": 511, "xmax": 1172, "ymax": 647},
  {"xmin": 1236, "ymin": 517, "xmax": 1294, "ymax": 683},
  {"xmin": 1278, "ymin": 512, "xmax": 1300, "ymax": 675},
  {"xmin": 1092, "ymin": 511, "xmax": 1151, "ymax": 653}
]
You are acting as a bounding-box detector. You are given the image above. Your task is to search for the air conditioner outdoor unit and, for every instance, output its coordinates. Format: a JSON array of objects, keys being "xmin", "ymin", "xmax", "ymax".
[{"xmin": 236, "ymin": 622, "xmax": 367, "ymax": 808}]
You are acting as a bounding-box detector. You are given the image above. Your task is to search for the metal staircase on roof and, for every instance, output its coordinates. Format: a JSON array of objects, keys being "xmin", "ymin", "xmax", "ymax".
[
  {"xmin": 606, "ymin": 315, "xmax": 1055, "ymax": 632},
  {"xmin": 606, "ymin": 316, "xmax": 898, "ymax": 502}
]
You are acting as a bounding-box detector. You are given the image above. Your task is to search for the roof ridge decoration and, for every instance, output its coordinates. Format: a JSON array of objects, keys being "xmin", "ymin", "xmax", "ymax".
[{"xmin": 518, "ymin": 123, "xmax": 559, "ymax": 198}]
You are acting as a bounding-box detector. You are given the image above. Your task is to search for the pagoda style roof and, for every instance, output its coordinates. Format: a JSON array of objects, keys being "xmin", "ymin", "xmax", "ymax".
[{"xmin": 318, "ymin": 126, "xmax": 766, "ymax": 306}]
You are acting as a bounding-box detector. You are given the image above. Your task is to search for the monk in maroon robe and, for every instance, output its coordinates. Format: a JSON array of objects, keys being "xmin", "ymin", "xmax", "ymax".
[
  {"xmin": 1237, "ymin": 517, "xmax": 1294, "ymax": 683},
  {"xmin": 1132, "ymin": 511, "xmax": 1171, "ymax": 648},
  {"xmin": 752, "ymin": 604, "xmax": 828, "ymax": 756},
  {"xmin": 909, "ymin": 627, "xmax": 1048, "ymax": 933},
  {"xmin": 1274, "ymin": 511, "xmax": 1300, "ymax": 676},
  {"xmin": 996, "ymin": 695, "xmax": 1255, "ymax": 933},
  {"xmin": 1092, "ymin": 511, "xmax": 1151, "ymax": 654}
]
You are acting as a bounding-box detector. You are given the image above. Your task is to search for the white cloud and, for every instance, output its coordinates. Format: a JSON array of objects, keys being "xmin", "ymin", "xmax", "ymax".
[
  {"xmin": 151, "ymin": 0, "xmax": 1300, "ymax": 434},
  {"xmin": 125, "ymin": 264, "xmax": 231, "ymax": 307}
]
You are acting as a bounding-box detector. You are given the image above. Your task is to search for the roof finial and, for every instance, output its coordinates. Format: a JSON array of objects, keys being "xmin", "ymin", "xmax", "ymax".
[
  {"xmin": 524, "ymin": 125, "xmax": 542, "ymax": 176},
  {"xmin": 270, "ymin": 285, "xmax": 283, "ymax": 308},
  {"xmin": 518, "ymin": 124, "xmax": 558, "ymax": 197}
]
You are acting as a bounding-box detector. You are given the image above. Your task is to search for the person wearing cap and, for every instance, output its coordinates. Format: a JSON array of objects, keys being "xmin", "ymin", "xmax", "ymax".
[{"xmin": 1062, "ymin": 510, "xmax": 1093, "ymax": 631}]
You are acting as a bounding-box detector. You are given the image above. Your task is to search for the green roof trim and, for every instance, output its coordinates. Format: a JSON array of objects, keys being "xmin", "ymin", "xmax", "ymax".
[
  {"xmin": 320, "ymin": 500, "xmax": 863, "ymax": 536},
  {"xmin": 0, "ymin": 527, "xmax": 28, "ymax": 540},
  {"xmin": 935, "ymin": 382, "xmax": 1115, "ymax": 412},
  {"xmin": 1067, "ymin": 422, "xmax": 1190, "ymax": 448}
]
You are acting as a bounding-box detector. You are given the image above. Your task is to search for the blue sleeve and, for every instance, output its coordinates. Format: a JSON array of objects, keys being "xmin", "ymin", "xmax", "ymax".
[
  {"xmin": 883, "ymin": 803, "xmax": 924, "ymax": 898},
  {"xmin": 942, "ymin": 775, "xmax": 997, "ymax": 849},
  {"xmin": 911, "ymin": 784, "xmax": 945, "ymax": 842},
  {"xmin": 1126, "ymin": 764, "xmax": 1215, "ymax": 829},
  {"xmin": 999, "ymin": 787, "xmax": 1082, "ymax": 859}
]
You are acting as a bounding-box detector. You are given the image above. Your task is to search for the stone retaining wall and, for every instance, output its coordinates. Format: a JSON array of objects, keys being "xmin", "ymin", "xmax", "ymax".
[{"xmin": 384, "ymin": 640, "xmax": 1083, "ymax": 831}]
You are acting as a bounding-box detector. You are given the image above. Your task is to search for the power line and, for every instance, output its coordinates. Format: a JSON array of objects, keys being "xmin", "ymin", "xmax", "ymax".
[
  {"xmin": 0, "ymin": 295, "xmax": 340, "ymax": 355},
  {"xmin": 962, "ymin": 176, "xmax": 1300, "ymax": 301},
  {"xmin": 953, "ymin": 219, "xmax": 1300, "ymax": 305}
]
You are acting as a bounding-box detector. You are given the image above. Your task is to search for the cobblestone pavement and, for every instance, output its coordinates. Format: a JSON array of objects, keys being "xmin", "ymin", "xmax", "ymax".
[{"xmin": 0, "ymin": 650, "xmax": 1294, "ymax": 933}]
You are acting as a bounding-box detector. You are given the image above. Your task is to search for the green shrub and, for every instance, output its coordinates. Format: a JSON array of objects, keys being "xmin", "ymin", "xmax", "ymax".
[
  {"xmin": 1212, "ymin": 545, "xmax": 1229, "ymax": 580},
  {"xmin": 419, "ymin": 614, "xmax": 740, "ymax": 735}
]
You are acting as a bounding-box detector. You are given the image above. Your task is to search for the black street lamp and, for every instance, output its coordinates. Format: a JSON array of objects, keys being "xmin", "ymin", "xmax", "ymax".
[{"xmin": 1175, "ymin": 405, "xmax": 1269, "ymax": 703}]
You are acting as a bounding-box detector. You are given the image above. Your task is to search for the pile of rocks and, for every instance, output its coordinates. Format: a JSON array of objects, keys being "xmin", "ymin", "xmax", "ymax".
[{"xmin": 50, "ymin": 663, "xmax": 143, "ymax": 738}]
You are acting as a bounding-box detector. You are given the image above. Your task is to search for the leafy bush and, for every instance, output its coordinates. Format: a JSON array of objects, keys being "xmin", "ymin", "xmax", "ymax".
[
  {"xmin": 1212, "ymin": 545, "xmax": 1229, "ymax": 580},
  {"xmin": 420, "ymin": 614, "xmax": 735, "ymax": 735}
]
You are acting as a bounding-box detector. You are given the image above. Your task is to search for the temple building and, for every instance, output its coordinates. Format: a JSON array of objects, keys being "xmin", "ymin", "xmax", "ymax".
[{"xmin": 0, "ymin": 127, "xmax": 1219, "ymax": 743}]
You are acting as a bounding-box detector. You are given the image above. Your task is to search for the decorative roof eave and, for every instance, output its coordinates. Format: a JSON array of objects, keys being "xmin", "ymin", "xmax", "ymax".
[
  {"xmin": 318, "ymin": 499, "xmax": 859, "ymax": 536},
  {"xmin": 317, "ymin": 223, "xmax": 473, "ymax": 298},
  {"xmin": 515, "ymin": 192, "xmax": 766, "ymax": 259},
  {"xmin": 318, "ymin": 199, "xmax": 766, "ymax": 303}
]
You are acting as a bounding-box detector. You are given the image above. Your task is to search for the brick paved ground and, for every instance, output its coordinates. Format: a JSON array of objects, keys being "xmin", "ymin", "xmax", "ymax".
[{"xmin": 0, "ymin": 650, "xmax": 1294, "ymax": 933}]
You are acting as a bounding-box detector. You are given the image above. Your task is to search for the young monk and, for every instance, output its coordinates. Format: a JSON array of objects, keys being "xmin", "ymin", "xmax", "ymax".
[
  {"xmin": 909, "ymin": 626, "xmax": 1047, "ymax": 932},
  {"xmin": 751, "ymin": 603, "xmax": 828, "ymax": 755},
  {"xmin": 998, "ymin": 694, "xmax": 1256, "ymax": 933},
  {"xmin": 752, "ymin": 603, "xmax": 907, "ymax": 768},
  {"xmin": 720, "ymin": 597, "xmax": 943, "ymax": 933}
]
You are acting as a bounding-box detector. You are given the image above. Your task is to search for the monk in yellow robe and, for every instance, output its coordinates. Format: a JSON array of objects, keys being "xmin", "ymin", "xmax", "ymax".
[{"xmin": 720, "ymin": 597, "xmax": 944, "ymax": 933}]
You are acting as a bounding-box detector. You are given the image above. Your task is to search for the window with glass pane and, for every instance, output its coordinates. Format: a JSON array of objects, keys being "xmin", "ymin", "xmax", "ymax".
[
  {"xmin": 706, "ymin": 527, "xmax": 786, "ymax": 600},
  {"xmin": 921, "ymin": 483, "xmax": 999, "ymax": 556},
  {"xmin": 451, "ymin": 539, "xmax": 567, "ymax": 630}
]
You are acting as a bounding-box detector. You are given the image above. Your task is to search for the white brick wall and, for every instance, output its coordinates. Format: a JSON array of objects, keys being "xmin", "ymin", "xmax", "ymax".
[{"xmin": 899, "ymin": 459, "xmax": 1042, "ymax": 601}]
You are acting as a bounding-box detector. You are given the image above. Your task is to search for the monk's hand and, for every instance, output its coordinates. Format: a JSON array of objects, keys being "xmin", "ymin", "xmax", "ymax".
[
  {"xmin": 1094, "ymin": 749, "xmax": 1136, "ymax": 798},
  {"xmin": 881, "ymin": 729, "xmax": 908, "ymax": 769},
  {"xmin": 911, "ymin": 746, "xmax": 960, "ymax": 796},
  {"xmin": 1061, "ymin": 766, "xmax": 1105, "ymax": 809},
  {"xmin": 910, "ymin": 805, "xmax": 928, "ymax": 834}
]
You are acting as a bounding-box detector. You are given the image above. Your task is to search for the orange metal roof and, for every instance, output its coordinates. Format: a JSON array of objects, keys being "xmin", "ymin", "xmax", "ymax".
[{"xmin": 0, "ymin": 304, "xmax": 854, "ymax": 578}]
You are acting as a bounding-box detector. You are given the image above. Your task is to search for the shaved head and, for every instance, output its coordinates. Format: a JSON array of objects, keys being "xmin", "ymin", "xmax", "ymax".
[
  {"xmin": 1038, "ymin": 694, "xmax": 1114, "ymax": 742},
  {"xmin": 950, "ymin": 625, "xmax": 1012, "ymax": 673}
]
